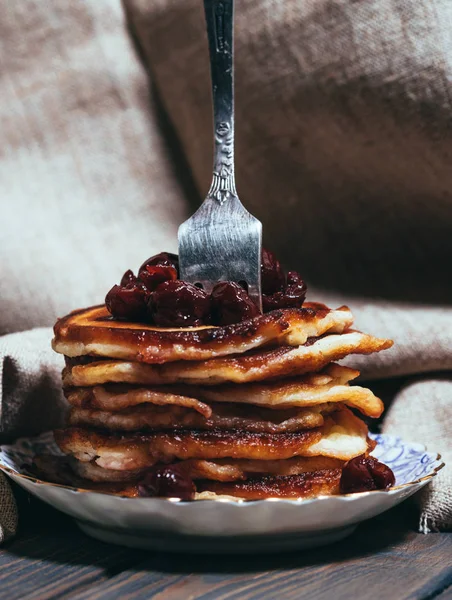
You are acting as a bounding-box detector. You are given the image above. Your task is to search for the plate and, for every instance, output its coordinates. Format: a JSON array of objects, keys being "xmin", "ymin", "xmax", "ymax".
[{"xmin": 0, "ymin": 432, "xmax": 444, "ymax": 553}]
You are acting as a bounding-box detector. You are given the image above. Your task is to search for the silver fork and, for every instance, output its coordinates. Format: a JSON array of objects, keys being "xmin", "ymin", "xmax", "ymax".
[{"xmin": 178, "ymin": 0, "xmax": 262, "ymax": 310}]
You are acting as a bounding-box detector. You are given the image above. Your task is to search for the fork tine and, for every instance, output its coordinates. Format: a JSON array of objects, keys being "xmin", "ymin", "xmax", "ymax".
[{"xmin": 178, "ymin": 197, "xmax": 262, "ymax": 309}]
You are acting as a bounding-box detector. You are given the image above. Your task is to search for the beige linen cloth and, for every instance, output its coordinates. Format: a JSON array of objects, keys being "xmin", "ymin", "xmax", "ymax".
[{"xmin": 0, "ymin": 0, "xmax": 451, "ymax": 541}]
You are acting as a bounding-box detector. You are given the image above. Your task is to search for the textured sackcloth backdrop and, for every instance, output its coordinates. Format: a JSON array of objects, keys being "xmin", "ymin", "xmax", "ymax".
[{"xmin": 0, "ymin": 0, "xmax": 451, "ymax": 541}]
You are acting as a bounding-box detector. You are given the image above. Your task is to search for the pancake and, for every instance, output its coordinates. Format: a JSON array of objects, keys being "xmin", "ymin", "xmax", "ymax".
[
  {"xmin": 54, "ymin": 428, "xmax": 322, "ymax": 470},
  {"xmin": 54, "ymin": 407, "xmax": 370, "ymax": 470},
  {"xmin": 64, "ymin": 364, "xmax": 383, "ymax": 418},
  {"xmin": 178, "ymin": 364, "xmax": 383, "ymax": 418},
  {"xmin": 65, "ymin": 386, "xmax": 213, "ymax": 418},
  {"xmin": 52, "ymin": 303, "xmax": 353, "ymax": 363},
  {"xmin": 185, "ymin": 455, "xmax": 345, "ymax": 481},
  {"xmin": 32, "ymin": 455, "xmax": 341, "ymax": 499},
  {"xmin": 31, "ymin": 454, "xmax": 141, "ymax": 497},
  {"xmin": 63, "ymin": 330, "xmax": 393, "ymax": 387},
  {"xmin": 302, "ymin": 407, "xmax": 375, "ymax": 459},
  {"xmin": 68, "ymin": 401, "xmax": 336, "ymax": 432},
  {"xmin": 68, "ymin": 459, "xmax": 145, "ymax": 482},
  {"xmin": 70, "ymin": 455, "xmax": 345, "ymax": 482},
  {"xmin": 196, "ymin": 470, "xmax": 342, "ymax": 500}
]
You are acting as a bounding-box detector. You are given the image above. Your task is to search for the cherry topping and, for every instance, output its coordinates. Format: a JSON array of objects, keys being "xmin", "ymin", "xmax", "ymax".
[
  {"xmin": 106, "ymin": 248, "xmax": 308, "ymax": 325},
  {"xmin": 105, "ymin": 280, "xmax": 150, "ymax": 321},
  {"xmin": 339, "ymin": 455, "xmax": 395, "ymax": 494},
  {"xmin": 211, "ymin": 281, "xmax": 260, "ymax": 326},
  {"xmin": 284, "ymin": 270, "xmax": 307, "ymax": 304},
  {"xmin": 261, "ymin": 248, "xmax": 285, "ymax": 295},
  {"xmin": 120, "ymin": 269, "xmax": 136, "ymax": 286},
  {"xmin": 138, "ymin": 465, "xmax": 195, "ymax": 500},
  {"xmin": 139, "ymin": 252, "xmax": 179, "ymax": 277},
  {"xmin": 262, "ymin": 270, "xmax": 307, "ymax": 311},
  {"xmin": 149, "ymin": 280, "xmax": 211, "ymax": 327},
  {"xmin": 139, "ymin": 265, "xmax": 177, "ymax": 291}
]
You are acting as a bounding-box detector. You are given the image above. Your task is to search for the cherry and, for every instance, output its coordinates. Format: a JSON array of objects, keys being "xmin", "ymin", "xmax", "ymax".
[
  {"xmin": 138, "ymin": 465, "xmax": 195, "ymax": 500},
  {"xmin": 262, "ymin": 270, "xmax": 307, "ymax": 311},
  {"xmin": 105, "ymin": 281, "xmax": 150, "ymax": 321},
  {"xmin": 211, "ymin": 281, "xmax": 260, "ymax": 326},
  {"xmin": 283, "ymin": 270, "xmax": 307, "ymax": 304},
  {"xmin": 339, "ymin": 455, "xmax": 395, "ymax": 494},
  {"xmin": 139, "ymin": 265, "xmax": 177, "ymax": 291},
  {"xmin": 106, "ymin": 249, "xmax": 308, "ymax": 325},
  {"xmin": 139, "ymin": 252, "xmax": 179, "ymax": 276},
  {"xmin": 261, "ymin": 248, "xmax": 285, "ymax": 295},
  {"xmin": 120, "ymin": 269, "xmax": 136, "ymax": 286},
  {"xmin": 150, "ymin": 280, "xmax": 211, "ymax": 327}
]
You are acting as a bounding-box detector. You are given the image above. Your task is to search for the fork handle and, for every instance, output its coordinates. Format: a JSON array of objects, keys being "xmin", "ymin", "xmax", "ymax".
[{"xmin": 204, "ymin": 0, "xmax": 236, "ymax": 203}]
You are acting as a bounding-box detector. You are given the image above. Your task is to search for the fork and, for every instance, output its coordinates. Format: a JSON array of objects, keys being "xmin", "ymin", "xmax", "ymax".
[{"xmin": 178, "ymin": 0, "xmax": 262, "ymax": 310}]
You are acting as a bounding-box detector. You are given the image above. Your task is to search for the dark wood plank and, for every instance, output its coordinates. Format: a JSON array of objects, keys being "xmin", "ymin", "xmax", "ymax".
[
  {"xmin": 0, "ymin": 486, "xmax": 150, "ymax": 600},
  {"xmin": 2, "ymin": 485, "xmax": 451, "ymax": 600},
  {"xmin": 69, "ymin": 504, "xmax": 452, "ymax": 600}
]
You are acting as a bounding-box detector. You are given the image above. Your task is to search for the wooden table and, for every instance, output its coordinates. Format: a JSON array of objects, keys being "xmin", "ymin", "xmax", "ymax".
[{"xmin": 1, "ymin": 486, "xmax": 451, "ymax": 600}]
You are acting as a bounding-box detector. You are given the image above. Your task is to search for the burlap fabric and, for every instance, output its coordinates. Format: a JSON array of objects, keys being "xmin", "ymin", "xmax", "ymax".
[
  {"xmin": 0, "ymin": 0, "xmax": 450, "ymax": 540},
  {"xmin": 0, "ymin": 0, "xmax": 188, "ymax": 336}
]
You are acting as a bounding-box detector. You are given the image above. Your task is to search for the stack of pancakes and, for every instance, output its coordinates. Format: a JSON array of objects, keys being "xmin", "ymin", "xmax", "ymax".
[{"xmin": 50, "ymin": 302, "xmax": 393, "ymax": 500}]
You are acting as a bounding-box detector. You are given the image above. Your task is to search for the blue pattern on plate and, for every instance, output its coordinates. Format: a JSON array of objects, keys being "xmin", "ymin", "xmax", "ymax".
[
  {"xmin": 371, "ymin": 434, "xmax": 440, "ymax": 485},
  {"xmin": 0, "ymin": 432, "xmax": 442, "ymax": 488}
]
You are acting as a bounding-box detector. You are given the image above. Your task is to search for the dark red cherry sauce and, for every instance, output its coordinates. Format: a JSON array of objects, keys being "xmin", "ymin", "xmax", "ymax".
[
  {"xmin": 105, "ymin": 249, "xmax": 307, "ymax": 326},
  {"xmin": 340, "ymin": 455, "xmax": 395, "ymax": 494},
  {"xmin": 138, "ymin": 465, "xmax": 195, "ymax": 500}
]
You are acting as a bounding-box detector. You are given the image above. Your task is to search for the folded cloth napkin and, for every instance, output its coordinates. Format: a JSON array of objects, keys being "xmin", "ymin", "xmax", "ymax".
[
  {"xmin": 0, "ymin": 474, "xmax": 17, "ymax": 543},
  {"xmin": 0, "ymin": 328, "xmax": 64, "ymax": 542},
  {"xmin": 0, "ymin": 329, "xmax": 66, "ymax": 441},
  {"xmin": 383, "ymin": 377, "xmax": 452, "ymax": 533}
]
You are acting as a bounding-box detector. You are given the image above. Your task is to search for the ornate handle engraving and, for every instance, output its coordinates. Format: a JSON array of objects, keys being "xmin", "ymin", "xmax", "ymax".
[
  {"xmin": 209, "ymin": 121, "xmax": 236, "ymax": 203},
  {"xmin": 204, "ymin": 0, "xmax": 236, "ymax": 204}
]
